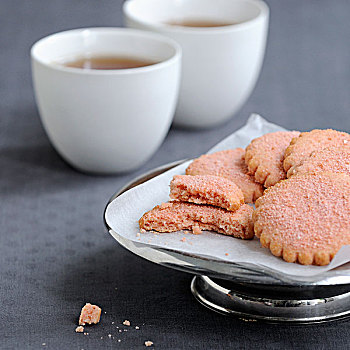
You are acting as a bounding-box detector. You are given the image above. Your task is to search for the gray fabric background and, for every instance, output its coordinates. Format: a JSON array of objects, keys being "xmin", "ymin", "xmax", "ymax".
[{"xmin": 1, "ymin": 0, "xmax": 350, "ymax": 349}]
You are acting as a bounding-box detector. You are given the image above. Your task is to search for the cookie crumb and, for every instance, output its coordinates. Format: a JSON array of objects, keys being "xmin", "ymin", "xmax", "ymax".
[
  {"xmin": 118, "ymin": 339, "xmax": 121, "ymax": 342},
  {"xmin": 145, "ymin": 341, "xmax": 154, "ymax": 347},
  {"xmin": 140, "ymin": 229, "xmax": 146, "ymax": 233},
  {"xmin": 108, "ymin": 334, "xmax": 112, "ymax": 338},
  {"xmin": 135, "ymin": 326, "xmax": 140, "ymax": 330},
  {"xmin": 79, "ymin": 303, "xmax": 102, "ymax": 325},
  {"xmin": 181, "ymin": 237, "xmax": 186, "ymax": 242},
  {"xmin": 123, "ymin": 320, "xmax": 130, "ymax": 326},
  {"xmin": 42, "ymin": 344, "xmax": 46, "ymax": 346},
  {"xmin": 136, "ymin": 232, "xmax": 141, "ymax": 237},
  {"xmin": 75, "ymin": 326, "xmax": 84, "ymax": 333},
  {"xmin": 225, "ymin": 253, "xmax": 229, "ymax": 256}
]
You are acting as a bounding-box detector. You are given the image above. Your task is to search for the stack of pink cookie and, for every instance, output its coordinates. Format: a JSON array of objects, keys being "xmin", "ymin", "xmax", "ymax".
[
  {"xmin": 245, "ymin": 129, "xmax": 350, "ymax": 266},
  {"xmin": 139, "ymin": 174, "xmax": 254, "ymax": 239},
  {"xmin": 140, "ymin": 129, "xmax": 350, "ymax": 266}
]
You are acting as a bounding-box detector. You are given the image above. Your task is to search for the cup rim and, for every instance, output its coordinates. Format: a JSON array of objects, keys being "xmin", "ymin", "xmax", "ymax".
[
  {"xmin": 30, "ymin": 27, "xmax": 182, "ymax": 75},
  {"xmin": 123, "ymin": 0, "xmax": 269, "ymax": 34}
]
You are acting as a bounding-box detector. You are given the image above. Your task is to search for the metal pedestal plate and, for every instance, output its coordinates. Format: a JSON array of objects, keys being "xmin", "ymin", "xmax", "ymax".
[
  {"xmin": 104, "ymin": 160, "xmax": 350, "ymax": 323},
  {"xmin": 191, "ymin": 275, "xmax": 350, "ymax": 323}
]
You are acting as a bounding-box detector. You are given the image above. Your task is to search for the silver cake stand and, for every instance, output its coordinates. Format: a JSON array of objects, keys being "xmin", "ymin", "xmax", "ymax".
[{"xmin": 104, "ymin": 160, "xmax": 350, "ymax": 323}]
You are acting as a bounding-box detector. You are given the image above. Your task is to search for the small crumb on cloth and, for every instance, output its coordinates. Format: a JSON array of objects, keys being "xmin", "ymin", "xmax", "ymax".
[
  {"xmin": 75, "ymin": 326, "xmax": 84, "ymax": 333},
  {"xmin": 145, "ymin": 341, "xmax": 154, "ymax": 347},
  {"xmin": 123, "ymin": 320, "xmax": 130, "ymax": 326},
  {"xmin": 79, "ymin": 303, "xmax": 102, "ymax": 325}
]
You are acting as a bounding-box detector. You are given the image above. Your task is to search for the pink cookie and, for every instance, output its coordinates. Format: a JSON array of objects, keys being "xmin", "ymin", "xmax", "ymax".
[
  {"xmin": 289, "ymin": 147, "xmax": 350, "ymax": 177},
  {"xmin": 139, "ymin": 201, "xmax": 254, "ymax": 239},
  {"xmin": 170, "ymin": 174, "xmax": 244, "ymax": 211},
  {"xmin": 253, "ymin": 172, "xmax": 350, "ymax": 265},
  {"xmin": 186, "ymin": 149, "xmax": 264, "ymax": 203},
  {"xmin": 284, "ymin": 129, "xmax": 350, "ymax": 178},
  {"xmin": 245, "ymin": 131, "xmax": 300, "ymax": 187}
]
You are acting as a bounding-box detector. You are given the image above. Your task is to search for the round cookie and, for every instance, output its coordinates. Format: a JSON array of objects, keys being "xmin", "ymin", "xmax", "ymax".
[
  {"xmin": 245, "ymin": 131, "xmax": 300, "ymax": 187},
  {"xmin": 290, "ymin": 147, "xmax": 350, "ymax": 177},
  {"xmin": 253, "ymin": 172, "xmax": 350, "ymax": 265},
  {"xmin": 283, "ymin": 129, "xmax": 350, "ymax": 178},
  {"xmin": 186, "ymin": 149, "xmax": 264, "ymax": 203}
]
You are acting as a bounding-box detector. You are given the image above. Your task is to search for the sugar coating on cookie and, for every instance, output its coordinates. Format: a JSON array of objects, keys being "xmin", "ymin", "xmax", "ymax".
[
  {"xmin": 139, "ymin": 201, "xmax": 254, "ymax": 239},
  {"xmin": 185, "ymin": 149, "xmax": 264, "ymax": 203},
  {"xmin": 245, "ymin": 131, "xmax": 300, "ymax": 187},
  {"xmin": 290, "ymin": 147, "xmax": 350, "ymax": 177},
  {"xmin": 170, "ymin": 175, "xmax": 244, "ymax": 211},
  {"xmin": 283, "ymin": 129, "xmax": 350, "ymax": 178},
  {"xmin": 253, "ymin": 172, "xmax": 350, "ymax": 265}
]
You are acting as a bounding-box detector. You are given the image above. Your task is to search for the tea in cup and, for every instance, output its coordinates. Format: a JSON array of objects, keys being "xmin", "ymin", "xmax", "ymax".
[
  {"xmin": 124, "ymin": 0, "xmax": 269, "ymax": 128},
  {"xmin": 31, "ymin": 28, "xmax": 181, "ymax": 173}
]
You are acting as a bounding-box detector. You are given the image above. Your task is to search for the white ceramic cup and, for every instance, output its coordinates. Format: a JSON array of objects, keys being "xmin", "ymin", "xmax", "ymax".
[
  {"xmin": 123, "ymin": 0, "xmax": 269, "ymax": 128},
  {"xmin": 31, "ymin": 28, "xmax": 181, "ymax": 174}
]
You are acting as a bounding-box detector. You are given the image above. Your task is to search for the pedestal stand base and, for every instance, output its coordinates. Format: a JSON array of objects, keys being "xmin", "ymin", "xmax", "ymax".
[{"xmin": 191, "ymin": 275, "xmax": 350, "ymax": 323}]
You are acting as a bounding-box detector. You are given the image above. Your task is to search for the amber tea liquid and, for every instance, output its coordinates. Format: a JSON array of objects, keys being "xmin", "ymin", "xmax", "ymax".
[
  {"xmin": 166, "ymin": 19, "xmax": 237, "ymax": 28},
  {"xmin": 62, "ymin": 55, "xmax": 158, "ymax": 70}
]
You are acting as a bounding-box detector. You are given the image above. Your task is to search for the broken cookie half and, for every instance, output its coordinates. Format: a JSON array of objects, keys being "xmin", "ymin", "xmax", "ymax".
[
  {"xmin": 170, "ymin": 174, "xmax": 244, "ymax": 211},
  {"xmin": 139, "ymin": 201, "xmax": 254, "ymax": 239}
]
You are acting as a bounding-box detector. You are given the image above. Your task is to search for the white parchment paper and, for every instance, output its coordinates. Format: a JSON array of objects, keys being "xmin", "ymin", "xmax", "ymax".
[{"xmin": 105, "ymin": 114, "xmax": 350, "ymax": 278}]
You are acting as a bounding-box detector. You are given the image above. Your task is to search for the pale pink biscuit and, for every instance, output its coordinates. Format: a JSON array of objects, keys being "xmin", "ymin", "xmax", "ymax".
[
  {"xmin": 245, "ymin": 131, "xmax": 300, "ymax": 187},
  {"xmin": 283, "ymin": 129, "xmax": 350, "ymax": 178},
  {"xmin": 139, "ymin": 201, "xmax": 254, "ymax": 239},
  {"xmin": 290, "ymin": 147, "xmax": 350, "ymax": 177},
  {"xmin": 79, "ymin": 303, "xmax": 102, "ymax": 326},
  {"xmin": 253, "ymin": 172, "xmax": 350, "ymax": 265},
  {"xmin": 170, "ymin": 175, "xmax": 244, "ymax": 211},
  {"xmin": 185, "ymin": 149, "xmax": 264, "ymax": 203}
]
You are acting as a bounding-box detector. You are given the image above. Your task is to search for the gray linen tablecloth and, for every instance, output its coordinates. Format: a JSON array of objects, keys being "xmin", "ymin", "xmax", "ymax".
[{"xmin": 1, "ymin": 0, "xmax": 350, "ymax": 349}]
